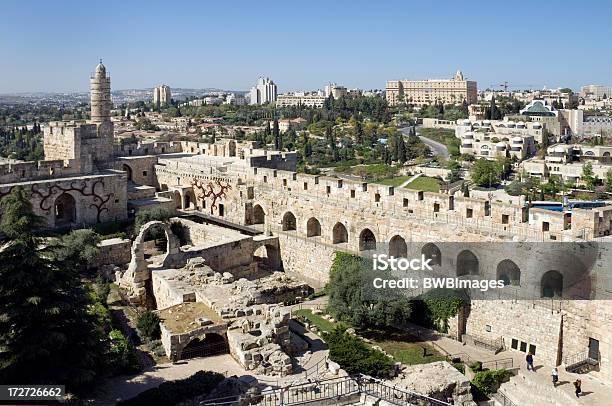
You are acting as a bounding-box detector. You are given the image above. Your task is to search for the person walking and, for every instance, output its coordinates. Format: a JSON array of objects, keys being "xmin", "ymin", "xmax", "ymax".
[
  {"xmin": 551, "ymin": 367, "xmax": 559, "ymax": 387},
  {"xmin": 526, "ymin": 352, "xmax": 534, "ymax": 371},
  {"xmin": 574, "ymin": 379, "xmax": 582, "ymax": 397}
]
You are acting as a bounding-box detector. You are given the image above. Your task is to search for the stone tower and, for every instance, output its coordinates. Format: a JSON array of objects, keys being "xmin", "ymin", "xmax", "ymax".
[{"xmin": 90, "ymin": 60, "xmax": 112, "ymax": 123}]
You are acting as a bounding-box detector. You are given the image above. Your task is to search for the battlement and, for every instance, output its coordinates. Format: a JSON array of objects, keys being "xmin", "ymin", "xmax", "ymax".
[
  {"xmin": 245, "ymin": 166, "xmax": 612, "ymax": 240},
  {"xmin": 114, "ymin": 141, "xmax": 183, "ymax": 157},
  {"xmin": 0, "ymin": 158, "xmax": 82, "ymax": 183}
]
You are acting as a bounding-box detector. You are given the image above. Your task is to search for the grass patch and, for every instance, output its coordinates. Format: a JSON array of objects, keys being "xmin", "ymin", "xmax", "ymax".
[
  {"xmin": 376, "ymin": 175, "xmax": 413, "ymax": 187},
  {"xmin": 293, "ymin": 309, "xmax": 345, "ymax": 333},
  {"xmin": 334, "ymin": 163, "xmax": 399, "ymax": 181},
  {"xmin": 404, "ymin": 176, "xmax": 441, "ymax": 192},
  {"xmin": 420, "ymin": 128, "xmax": 460, "ymax": 156},
  {"xmin": 362, "ymin": 329, "xmax": 446, "ymax": 365}
]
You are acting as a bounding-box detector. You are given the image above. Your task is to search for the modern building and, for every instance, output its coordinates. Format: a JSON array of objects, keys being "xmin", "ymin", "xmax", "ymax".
[
  {"xmin": 456, "ymin": 119, "xmax": 537, "ymax": 160},
  {"xmin": 580, "ymin": 85, "xmax": 612, "ymax": 100},
  {"xmin": 385, "ymin": 70, "xmax": 477, "ymax": 106},
  {"xmin": 225, "ymin": 93, "xmax": 247, "ymax": 106},
  {"xmin": 249, "ymin": 77, "xmax": 277, "ymax": 105},
  {"xmin": 521, "ymin": 143, "xmax": 612, "ymax": 183},
  {"xmin": 153, "ymin": 84, "xmax": 172, "ymax": 107},
  {"xmin": 276, "ymin": 91, "xmax": 326, "ymax": 108},
  {"xmin": 325, "ymin": 83, "xmax": 348, "ymax": 99}
]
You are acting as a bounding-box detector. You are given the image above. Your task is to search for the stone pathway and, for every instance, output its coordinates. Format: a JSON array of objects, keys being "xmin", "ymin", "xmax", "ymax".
[{"xmin": 398, "ymin": 173, "xmax": 422, "ymax": 189}]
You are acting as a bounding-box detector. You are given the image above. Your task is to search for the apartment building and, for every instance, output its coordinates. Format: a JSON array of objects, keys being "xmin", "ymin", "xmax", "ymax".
[
  {"xmin": 276, "ymin": 92, "xmax": 326, "ymax": 108},
  {"xmin": 521, "ymin": 144, "xmax": 612, "ymax": 183}
]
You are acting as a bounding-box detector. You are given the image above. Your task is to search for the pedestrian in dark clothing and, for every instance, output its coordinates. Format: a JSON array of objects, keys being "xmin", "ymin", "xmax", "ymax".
[
  {"xmin": 526, "ymin": 352, "xmax": 534, "ymax": 371},
  {"xmin": 551, "ymin": 367, "xmax": 559, "ymax": 387},
  {"xmin": 574, "ymin": 379, "xmax": 582, "ymax": 397}
]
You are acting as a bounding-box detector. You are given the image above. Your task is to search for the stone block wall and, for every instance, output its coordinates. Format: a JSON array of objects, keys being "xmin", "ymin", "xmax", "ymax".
[
  {"xmin": 97, "ymin": 237, "xmax": 131, "ymax": 266},
  {"xmin": 0, "ymin": 172, "xmax": 127, "ymax": 228}
]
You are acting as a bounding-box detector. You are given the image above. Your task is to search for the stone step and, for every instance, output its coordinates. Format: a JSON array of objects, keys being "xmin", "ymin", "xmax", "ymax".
[{"xmin": 498, "ymin": 371, "xmax": 580, "ymax": 406}]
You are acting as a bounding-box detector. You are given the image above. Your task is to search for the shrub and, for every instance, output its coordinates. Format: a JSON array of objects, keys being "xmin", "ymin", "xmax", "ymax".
[
  {"xmin": 137, "ymin": 311, "xmax": 161, "ymax": 340},
  {"xmin": 468, "ymin": 361, "xmax": 483, "ymax": 372},
  {"xmin": 134, "ymin": 207, "xmax": 171, "ymax": 234},
  {"xmin": 453, "ymin": 362, "xmax": 465, "ymax": 374},
  {"xmin": 93, "ymin": 220, "xmax": 132, "ymax": 237},
  {"xmin": 327, "ymin": 252, "xmax": 412, "ymax": 329},
  {"xmin": 324, "ymin": 327, "xmax": 393, "ymax": 378},
  {"xmin": 411, "ymin": 289, "xmax": 468, "ymax": 332},
  {"xmin": 116, "ymin": 370, "xmax": 225, "ymax": 406},
  {"xmin": 108, "ymin": 329, "xmax": 140, "ymax": 375},
  {"xmin": 471, "ymin": 368, "xmax": 510, "ymax": 399}
]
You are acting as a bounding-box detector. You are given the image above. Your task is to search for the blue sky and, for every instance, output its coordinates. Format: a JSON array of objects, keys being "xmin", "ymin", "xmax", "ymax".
[{"xmin": 1, "ymin": 0, "xmax": 611, "ymax": 93}]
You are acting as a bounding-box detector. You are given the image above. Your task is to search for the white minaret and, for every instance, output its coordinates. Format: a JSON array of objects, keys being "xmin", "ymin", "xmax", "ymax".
[{"xmin": 90, "ymin": 59, "xmax": 112, "ymax": 123}]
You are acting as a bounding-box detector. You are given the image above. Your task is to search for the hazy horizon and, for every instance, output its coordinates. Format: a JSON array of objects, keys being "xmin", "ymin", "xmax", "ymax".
[{"xmin": 1, "ymin": 0, "xmax": 611, "ymax": 93}]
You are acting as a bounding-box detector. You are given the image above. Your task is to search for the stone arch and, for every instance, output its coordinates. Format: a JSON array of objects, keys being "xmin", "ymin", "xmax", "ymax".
[
  {"xmin": 282, "ymin": 211, "xmax": 297, "ymax": 231},
  {"xmin": 497, "ymin": 259, "xmax": 521, "ymax": 286},
  {"xmin": 457, "ymin": 250, "xmax": 479, "ymax": 276},
  {"xmin": 122, "ymin": 163, "xmax": 133, "ymax": 182},
  {"xmin": 117, "ymin": 221, "xmax": 181, "ymax": 305},
  {"xmin": 252, "ymin": 204, "xmax": 265, "ymax": 225},
  {"xmin": 54, "ymin": 193, "xmax": 77, "ymax": 227},
  {"xmin": 332, "ymin": 222, "xmax": 348, "ymax": 244},
  {"xmin": 253, "ymin": 243, "xmax": 281, "ymax": 271},
  {"xmin": 389, "ymin": 235, "xmax": 407, "ymax": 258},
  {"xmin": 421, "ymin": 243, "xmax": 442, "ymax": 267},
  {"xmin": 359, "ymin": 228, "xmax": 377, "ymax": 251},
  {"xmin": 603, "ymin": 151, "xmax": 611, "ymax": 164},
  {"xmin": 541, "ymin": 270, "xmax": 563, "ymax": 298},
  {"xmin": 306, "ymin": 217, "xmax": 321, "ymax": 237},
  {"xmin": 183, "ymin": 189, "xmax": 196, "ymax": 210}
]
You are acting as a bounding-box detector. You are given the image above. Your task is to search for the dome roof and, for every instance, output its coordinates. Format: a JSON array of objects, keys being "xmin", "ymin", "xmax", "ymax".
[
  {"xmin": 95, "ymin": 59, "xmax": 106, "ymax": 76},
  {"xmin": 512, "ymin": 136, "xmax": 523, "ymax": 142}
]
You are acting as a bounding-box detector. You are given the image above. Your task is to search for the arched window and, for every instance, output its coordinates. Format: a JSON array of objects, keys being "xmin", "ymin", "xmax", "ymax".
[
  {"xmin": 282, "ymin": 211, "xmax": 297, "ymax": 231},
  {"xmin": 541, "ymin": 270, "xmax": 563, "ymax": 298},
  {"xmin": 306, "ymin": 217, "xmax": 321, "ymax": 237},
  {"xmin": 332, "ymin": 222, "xmax": 348, "ymax": 244},
  {"xmin": 359, "ymin": 228, "xmax": 377, "ymax": 251},
  {"xmin": 389, "ymin": 235, "xmax": 407, "ymax": 258},
  {"xmin": 421, "ymin": 243, "xmax": 442, "ymax": 267},
  {"xmin": 457, "ymin": 250, "xmax": 479, "ymax": 276},
  {"xmin": 497, "ymin": 259, "xmax": 521, "ymax": 286}
]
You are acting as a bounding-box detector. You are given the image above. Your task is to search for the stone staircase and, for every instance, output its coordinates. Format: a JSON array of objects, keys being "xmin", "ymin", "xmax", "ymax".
[{"xmin": 498, "ymin": 370, "xmax": 580, "ymax": 406}]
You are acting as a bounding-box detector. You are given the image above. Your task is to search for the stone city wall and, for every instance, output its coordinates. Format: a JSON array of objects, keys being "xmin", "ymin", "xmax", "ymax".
[
  {"xmin": 113, "ymin": 141, "xmax": 182, "ymax": 157},
  {"xmin": 0, "ymin": 159, "xmax": 83, "ymax": 183}
]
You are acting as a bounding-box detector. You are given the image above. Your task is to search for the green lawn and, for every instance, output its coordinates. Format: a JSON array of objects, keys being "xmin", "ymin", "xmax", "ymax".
[
  {"xmin": 376, "ymin": 175, "xmax": 413, "ymax": 187},
  {"xmin": 293, "ymin": 309, "xmax": 345, "ymax": 333},
  {"xmin": 404, "ymin": 176, "xmax": 441, "ymax": 192},
  {"xmin": 294, "ymin": 310, "xmax": 446, "ymax": 366},
  {"xmin": 362, "ymin": 329, "xmax": 447, "ymax": 365}
]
